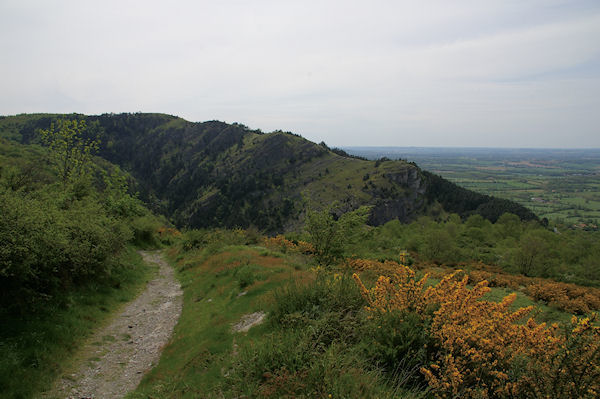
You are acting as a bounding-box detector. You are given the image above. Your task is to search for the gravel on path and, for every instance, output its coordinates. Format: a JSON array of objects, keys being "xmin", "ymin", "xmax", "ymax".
[{"xmin": 42, "ymin": 251, "xmax": 182, "ymax": 399}]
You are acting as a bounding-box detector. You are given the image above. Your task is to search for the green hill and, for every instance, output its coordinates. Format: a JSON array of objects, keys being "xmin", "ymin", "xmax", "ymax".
[
  {"xmin": 4, "ymin": 113, "xmax": 598, "ymax": 399},
  {"xmin": 0, "ymin": 113, "xmax": 537, "ymax": 231}
]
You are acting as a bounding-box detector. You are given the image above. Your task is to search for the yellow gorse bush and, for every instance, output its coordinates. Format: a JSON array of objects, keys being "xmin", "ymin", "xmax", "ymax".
[
  {"xmin": 347, "ymin": 258, "xmax": 412, "ymax": 278},
  {"xmin": 526, "ymin": 280, "xmax": 600, "ymax": 314},
  {"xmin": 353, "ymin": 265, "xmax": 600, "ymax": 398},
  {"xmin": 263, "ymin": 235, "xmax": 314, "ymax": 254},
  {"xmin": 352, "ymin": 263, "xmax": 430, "ymax": 314},
  {"xmin": 157, "ymin": 226, "xmax": 182, "ymax": 238}
]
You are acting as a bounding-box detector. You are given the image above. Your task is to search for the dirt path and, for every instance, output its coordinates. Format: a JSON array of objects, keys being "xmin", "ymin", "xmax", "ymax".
[{"xmin": 43, "ymin": 251, "xmax": 182, "ymax": 399}]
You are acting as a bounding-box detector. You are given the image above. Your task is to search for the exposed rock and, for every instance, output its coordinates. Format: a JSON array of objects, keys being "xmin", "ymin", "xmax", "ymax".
[{"xmin": 232, "ymin": 311, "xmax": 266, "ymax": 333}]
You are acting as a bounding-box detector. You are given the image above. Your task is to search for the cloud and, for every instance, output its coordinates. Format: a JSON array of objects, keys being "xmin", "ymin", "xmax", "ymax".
[{"xmin": 0, "ymin": 0, "xmax": 599, "ymax": 147}]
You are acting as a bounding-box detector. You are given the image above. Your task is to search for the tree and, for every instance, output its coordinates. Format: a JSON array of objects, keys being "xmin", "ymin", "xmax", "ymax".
[
  {"xmin": 101, "ymin": 166, "xmax": 144, "ymax": 218},
  {"xmin": 512, "ymin": 231, "xmax": 549, "ymax": 276},
  {"xmin": 495, "ymin": 213, "xmax": 522, "ymax": 239},
  {"xmin": 423, "ymin": 229, "xmax": 455, "ymax": 263},
  {"xmin": 39, "ymin": 119, "xmax": 99, "ymax": 184},
  {"xmin": 305, "ymin": 204, "xmax": 370, "ymax": 266}
]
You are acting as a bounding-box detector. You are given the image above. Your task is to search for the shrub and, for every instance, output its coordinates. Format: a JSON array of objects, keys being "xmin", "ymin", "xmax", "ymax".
[
  {"xmin": 0, "ymin": 186, "xmax": 131, "ymax": 313},
  {"xmin": 181, "ymin": 228, "xmax": 256, "ymax": 253},
  {"xmin": 130, "ymin": 215, "xmax": 161, "ymax": 247},
  {"xmin": 234, "ymin": 265, "xmax": 257, "ymax": 289},
  {"xmin": 526, "ymin": 281, "xmax": 600, "ymax": 314},
  {"xmin": 361, "ymin": 310, "xmax": 434, "ymax": 387},
  {"xmin": 228, "ymin": 273, "xmax": 391, "ymax": 398},
  {"xmin": 353, "ymin": 266, "xmax": 600, "ymax": 398},
  {"xmin": 156, "ymin": 226, "xmax": 182, "ymax": 245},
  {"xmin": 271, "ymin": 273, "xmax": 365, "ymax": 326},
  {"xmin": 231, "ymin": 332, "xmax": 385, "ymax": 398},
  {"xmin": 305, "ymin": 205, "xmax": 370, "ymax": 266},
  {"xmin": 262, "ymin": 235, "xmax": 314, "ymax": 255}
]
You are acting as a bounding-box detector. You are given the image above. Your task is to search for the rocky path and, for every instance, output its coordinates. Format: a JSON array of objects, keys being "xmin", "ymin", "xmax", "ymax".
[{"xmin": 44, "ymin": 251, "xmax": 182, "ymax": 399}]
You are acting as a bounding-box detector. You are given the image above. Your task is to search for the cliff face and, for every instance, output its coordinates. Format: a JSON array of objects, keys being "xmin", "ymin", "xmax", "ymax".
[
  {"xmin": 369, "ymin": 168, "xmax": 426, "ymax": 225},
  {"xmin": 0, "ymin": 113, "xmax": 537, "ymax": 231}
]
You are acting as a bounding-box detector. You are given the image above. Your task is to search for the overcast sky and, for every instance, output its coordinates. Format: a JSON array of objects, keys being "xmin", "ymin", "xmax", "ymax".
[{"xmin": 1, "ymin": 1, "xmax": 599, "ymax": 148}]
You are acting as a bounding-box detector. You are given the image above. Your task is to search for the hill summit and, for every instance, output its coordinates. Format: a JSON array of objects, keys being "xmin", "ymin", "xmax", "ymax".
[{"xmin": 0, "ymin": 113, "xmax": 536, "ymax": 231}]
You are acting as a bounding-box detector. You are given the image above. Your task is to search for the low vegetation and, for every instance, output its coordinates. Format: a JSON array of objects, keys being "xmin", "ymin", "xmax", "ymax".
[
  {"xmin": 352, "ymin": 213, "xmax": 600, "ymax": 287},
  {"xmin": 0, "ymin": 122, "xmax": 164, "ymax": 398},
  {"xmin": 1, "ymin": 114, "xmax": 598, "ymax": 398},
  {"xmin": 0, "ymin": 248, "xmax": 153, "ymax": 399},
  {"xmin": 127, "ymin": 220, "xmax": 599, "ymax": 398}
]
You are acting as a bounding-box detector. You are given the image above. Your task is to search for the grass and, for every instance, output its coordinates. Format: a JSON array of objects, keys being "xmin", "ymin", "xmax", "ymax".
[
  {"xmin": 0, "ymin": 246, "xmax": 155, "ymax": 399},
  {"xmin": 482, "ymin": 286, "xmax": 574, "ymax": 325},
  {"xmin": 127, "ymin": 245, "xmax": 308, "ymax": 398},
  {"xmin": 127, "ymin": 237, "xmax": 585, "ymax": 398},
  {"xmin": 127, "ymin": 244, "xmax": 424, "ymax": 398}
]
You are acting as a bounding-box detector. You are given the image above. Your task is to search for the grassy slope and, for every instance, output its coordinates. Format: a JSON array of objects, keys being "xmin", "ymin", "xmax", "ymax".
[
  {"xmin": 0, "ymin": 247, "xmax": 156, "ymax": 399},
  {"xmin": 127, "ymin": 245, "xmax": 312, "ymax": 398},
  {"xmin": 128, "ymin": 242, "xmax": 576, "ymax": 399},
  {"xmin": 207, "ymin": 129, "xmax": 419, "ymax": 226}
]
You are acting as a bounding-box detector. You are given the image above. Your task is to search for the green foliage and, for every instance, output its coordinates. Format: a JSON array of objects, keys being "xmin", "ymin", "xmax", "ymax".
[
  {"xmin": 0, "ymin": 121, "xmax": 163, "ymax": 314},
  {"xmin": 180, "ymin": 228, "xmax": 253, "ymax": 253},
  {"xmin": 0, "ymin": 185, "xmax": 133, "ymax": 313},
  {"xmin": 231, "ymin": 273, "xmax": 407, "ymax": 398},
  {"xmin": 346, "ymin": 212, "xmax": 600, "ymax": 286},
  {"xmin": 510, "ymin": 231, "xmax": 552, "ymax": 276},
  {"xmin": 129, "ymin": 215, "xmax": 161, "ymax": 248},
  {"xmin": 305, "ymin": 204, "xmax": 370, "ymax": 266},
  {"xmin": 362, "ymin": 311, "xmax": 434, "ymax": 387},
  {"xmin": 422, "ymin": 229, "xmax": 457, "ymax": 263},
  {"xmin": 270, "ymin": 274, "xmax": 365, "ymax": 326},
  {"xmin": 0, "ymin": 248, "xmax": 151, "ymax": 399},
  {"xmin": 496, "ymin": 212, "xmax": 522, "ymax": 238},
  {"xmin": 39, "ymin": 119, "xmax": 99, "ymax": 184},
  {"xmin": 234, "ymin": 265, "xmax": 258, "ymax": 289},
  {"xmin": 2, "ymin": 113, "xmax": 538, "ymax": 233},
  {"xmin": 102, "ymin": 166, "xmax": 145, "ymax": 218},
  {"xmin": 233, "ymin": 334, "xmax": 387, "ymax": 398}
]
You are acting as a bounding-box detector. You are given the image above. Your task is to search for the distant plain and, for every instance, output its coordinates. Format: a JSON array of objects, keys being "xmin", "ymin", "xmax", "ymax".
[{"xmin": 344, "ymin": 147, "xmax": 600, "ymax": 226}]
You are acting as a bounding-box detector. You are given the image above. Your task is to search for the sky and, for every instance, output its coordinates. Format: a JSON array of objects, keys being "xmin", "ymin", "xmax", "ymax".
[{"xmin": 1, "ymin": 0, "xmax": 599, "ymax": 148}]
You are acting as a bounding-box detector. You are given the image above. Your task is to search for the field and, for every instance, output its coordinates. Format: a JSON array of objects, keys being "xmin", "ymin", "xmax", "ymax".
[{"xmin": 344, "ymin": 147, "xmax": 600, "ymax": 227}]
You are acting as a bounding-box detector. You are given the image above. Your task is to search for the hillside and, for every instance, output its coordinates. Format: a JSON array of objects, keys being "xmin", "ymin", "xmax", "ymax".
[
  {"xmin": 0, "ymin": 113, "xmax": 536, "ymax": 231},
  {"xmin": 0, "ymin": 124, "xmax": 167, "ymax": 398},
  {"xmin": 344, "ymin": 146, "xmax": 600, "ymax": 226},
  {"xmin": 3, "ymin": 114, "xmax": 599, "ymax": 399},
  {"xmin": 125, "ymin": 231, "xmax": 599, "ymax": 398}
]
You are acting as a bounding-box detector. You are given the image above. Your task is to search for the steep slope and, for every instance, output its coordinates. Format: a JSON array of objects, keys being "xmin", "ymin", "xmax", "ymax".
[{"xmin": 0, "ymin": 113, "xmax": 536, "ymax": 231}]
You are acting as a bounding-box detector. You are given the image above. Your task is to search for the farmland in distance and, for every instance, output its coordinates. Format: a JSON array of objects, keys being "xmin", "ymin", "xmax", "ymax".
[{"xmin": 344, "ymin": 147, "xmax": 600, "ymax": 228}]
